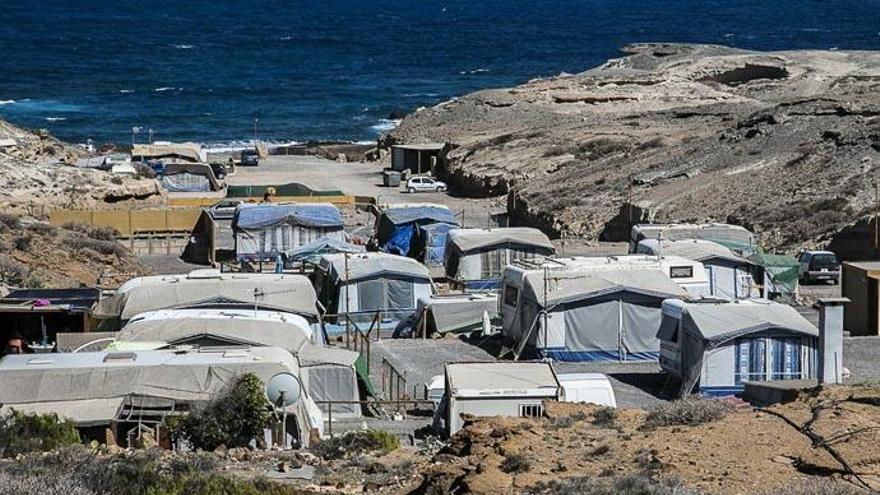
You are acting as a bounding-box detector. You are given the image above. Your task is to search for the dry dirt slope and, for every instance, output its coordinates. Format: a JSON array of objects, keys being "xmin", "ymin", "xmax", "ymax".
[
  {"xmin": 412, "ymin": 386, "xmax": 880, "ymax": 495},
  {"xmin": 385, "ymin": 43, "xmax": 880, "ymax": 257}
]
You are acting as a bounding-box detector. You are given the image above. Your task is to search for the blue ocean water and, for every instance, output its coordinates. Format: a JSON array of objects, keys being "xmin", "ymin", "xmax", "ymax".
[{"xmin": 0, "ymin": 0, "xmax": 878, "ymax": 146}]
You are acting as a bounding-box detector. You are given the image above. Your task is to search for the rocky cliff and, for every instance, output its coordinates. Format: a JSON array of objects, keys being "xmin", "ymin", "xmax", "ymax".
[{"xmin": 385, "ymin": 44, "xmax": 880, "ymax": 256}]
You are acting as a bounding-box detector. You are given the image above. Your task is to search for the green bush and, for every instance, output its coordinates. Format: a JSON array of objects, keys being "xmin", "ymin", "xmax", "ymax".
[
  {"xmin": 645, "ymin": 396, "xmax": 733, "ymax": 428},
  {"xmin": 0, "ymin": 410, "xmax": 81, "ymax": 457},
  {"xmin": 312, "ymin": 429, "xmax": 400, "ymax": 460},
  {"xmin": 166, "ymin": 374, "xmax": 272, "ymax": 451}
]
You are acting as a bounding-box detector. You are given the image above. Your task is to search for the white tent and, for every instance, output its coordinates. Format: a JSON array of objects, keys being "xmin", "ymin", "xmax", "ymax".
[
  {"xmin": 657, "ymin": 299, "xmax": 819, "ymax": 396},
  {"xmin": 444, "ymin": 228, "xmax": 555, "ymax": 290}
]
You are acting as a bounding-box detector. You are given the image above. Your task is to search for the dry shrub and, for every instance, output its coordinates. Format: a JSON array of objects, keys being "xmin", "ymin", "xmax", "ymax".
[
  {"xmin": 500, "ymin": 453, "xmax": 531, "ymax": 474},
  {"xmin": 0, "ymin": 410, "xmax": 81, "ymax": 457},
  {"xmin": 644, "ymin": 396, "xmax": 733, "ymax": 428},
  {"xmin": 13, "ymin": 234, "xmax": 33, "ymax": 252},
  {"xmin": 65, "ymin": 235, "xmax": 126, "ymax": 257},
  {"xmin": 761, "ymin": 478, "xmax": 867, "ymax": 495},
  {"xmin": 26, "ymin": 223, "xmax": 57, "ymax": 237},
  {"xmin": 592, "ymin": 406, "xmax": 618, "ymax": 427},
  {"xmin": 62, "ymin": 222, "xmax": 118, "ymax": 241},
  {"xmin": 0, "ymin": 255, "xmax": 29, "ymax": 286},
  {"xmin": 0, "ymin": 213, "xmax": 21, "ymax": 231},
  {"xmin": 526, "ymin": 474, "xmax": 702, "ymax": 495},
  {"xmin": 313, "ymin": 429, "xmax": 400, "ymax": 460}
]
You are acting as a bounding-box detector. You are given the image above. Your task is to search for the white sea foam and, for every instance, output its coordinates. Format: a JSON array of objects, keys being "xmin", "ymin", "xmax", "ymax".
[
  {"xmin": 459, "ymin": 68, "xmax": 490, "ymax": 75},
  {"xmin": 154, "ymin": 87, "xmax": 183, "ymax": 92},
  {"xmin": 45, "ymin": 117, "xmax": 66, "ymax": 122},
  {"xmin": 119, "ymin": 89, "xmax": 135, "ymax": 94},
  {"xmin": 370, "ymin": 118, "xmax": 401, "ymax": 133},
  {"xmin": 0, "ymin": 100, "xmax": 15, "ymax": 105},
  {"xmin": 174, "ymin": 44, "xmax": 195, "ymax": 49}
]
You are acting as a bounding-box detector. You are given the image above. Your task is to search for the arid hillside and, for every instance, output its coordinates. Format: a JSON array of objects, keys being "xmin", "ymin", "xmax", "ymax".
[{"xmin": 385, "ymin": 44, "xmax": 880, "ymax": 256}]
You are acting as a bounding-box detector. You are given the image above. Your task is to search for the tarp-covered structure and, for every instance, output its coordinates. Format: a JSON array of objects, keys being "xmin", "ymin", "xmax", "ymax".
[
  {"xmin": 131, "ymin": 142, "xmax": 206, "ymax": 163},
  {"xmin": 418, "ymin": 223, "xmax": 457, "ymax": 267},
  {"xmin": 414, "ymin": 293, "xmax": 499, "ymax": 335},
  {"xmin": 0, "ymin": 347, "xmax": 322, "ymax": 446},
  {"xmin": 749, "ymin": 251, "xmax": 800, "ymax": 299},
  {"xmin": 93, "ymin": 271, "xmax": 320, "ymax": 324},
  {"xmin": 160, "ymin": 163, "xmax": 223, "ymax": 192},
  {"xmin": 631, "ymin": 223, "xmax": 757, "ymax": 256},
  {"xmin": 376, "ymin": 205, "xmax": 457, "ymax": 257},
  {"xmin": 445, "ymin": 228, "xmax": 555, "ymax": 290},
  {"xmin": 657, "ymin": 299, "xmax": 818, "ymax": 396},
  {"xmin": 637, "ymin": 239, "xmax": 757, "ymax": 299},
  {"xmin": 233, "ymin": 203, "xmax": 345, "ymax": 262},
  {"xmin": 315, "ymin": 253, "xmax": 433, "ymax": 324},
  {"xmin": 299, "ymin": 344, "xmax": 371, "ymax": 417},
  {"xmin": 284, "ymin": 237, "xmax": 365, "ymax": 267},
  {"xmin": 502, "ymin": 265, "xmax": 687, "ymax": 362}
]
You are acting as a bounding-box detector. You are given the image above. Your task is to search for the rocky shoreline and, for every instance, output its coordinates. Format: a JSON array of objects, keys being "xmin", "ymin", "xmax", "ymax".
[{"xmin": 383, "ymin": 43, "xmax": 880, "ymax": 257}]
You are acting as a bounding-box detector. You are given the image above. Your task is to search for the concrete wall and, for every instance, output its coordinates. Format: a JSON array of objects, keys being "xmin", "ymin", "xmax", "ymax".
[
  {"xmin": 842, "ymin": 264, "xmax": 877, "ymax": 336},
  {"xmin": 448, "ymin": 396, "xmax": 549, "ymax": 434}
]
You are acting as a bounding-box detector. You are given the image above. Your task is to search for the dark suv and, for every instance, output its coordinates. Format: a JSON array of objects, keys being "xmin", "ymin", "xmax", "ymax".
[
  {"xmin": 240, "ymin": 149, "xmax": 260, "ymax": 167},
  {"xmin": 798, "ymin": 250, "xmax": 841, "ymax": 284}
]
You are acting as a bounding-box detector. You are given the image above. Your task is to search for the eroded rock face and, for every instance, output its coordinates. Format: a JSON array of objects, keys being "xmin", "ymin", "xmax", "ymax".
[{"xmin": 387, "ymin": 43, "xmax": 880, "ymax": 255}]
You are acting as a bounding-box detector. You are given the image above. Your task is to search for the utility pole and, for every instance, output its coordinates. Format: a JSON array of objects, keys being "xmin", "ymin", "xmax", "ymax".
[
  {"xmin": 254, "ymin": 118, "xmax": 259, "ymax": 144},
  {"xmin": 875, "ymin": 179, "xmax": 879, "ymax": 255}
]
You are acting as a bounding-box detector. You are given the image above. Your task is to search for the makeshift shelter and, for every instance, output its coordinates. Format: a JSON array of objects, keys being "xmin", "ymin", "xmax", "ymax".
[
  {"xmin": 444, "ymin": 362, "xmax": 560, "ymax": 434},
  {"xmin": 390, "ymin": 143, "xmax": 446, "ymax": 173},
  {"xmin": 117, "ymin": 308, "xmax": 321, "ymax": 348},
  {"xmin": 631, "ymin": 223, "xmax": 757, "ymax": 256},
  {"xmin": 0, "ymin": 288, "xmax": 101, "ymax": 355},
  {"xmin": 748, "ymin": 251, "xmax": 799, "ymax": 299},
  {"xmin": 299, "ymin": 344, "xmax": 373, "ymax": 418},
  {"xmin": 184, "ymin": 201, "xmax": 240, "ymax": 264},
  {"xmin": 376, "ymin": 205, "xmax": 457, "ymax": 257},
  {"xmin": 445, "ymin": 228, "xmax": 555, "ymax": 290},
  {"xmin": 413, "ymin": 293, "xmax": 499, "ymax": 336},
  {"xmin": 501, "ymin": 260, "xmax": 688, "ymax": 362},
  {"xmin": 284, "ymin": 237, "xmax": 365, "ymax": 267},
  {"xmin": 93, "ymin": 271, "xmax": 320, "ymax": 324},
  {"xmin": 160, "ymin": 163, "xmax": 223, "ymax": 192},
  {"xmin": 657, "ymin": 299, "xmax": 819, "ymax": 396},
  {"xmin": 417, "ymin": 223, "xmax": 457, "ymax": 267},
  {"xmin": 315, "ymin": 253, "xmax": 434, "ymax": 324},
  {"xmin": 131, "ymin": 142, "xmax": 206, "ymax": 164},
  {"xmin": 636, "ymin": 239, "xmax": 758, "ymax": 299},
  {"xmin": 0, "ymin": 347, "xmax": 323, "ymax": 447},
  {"xmin": 233, "ymin": 203, "xmax": 345, "ymax": 262}
]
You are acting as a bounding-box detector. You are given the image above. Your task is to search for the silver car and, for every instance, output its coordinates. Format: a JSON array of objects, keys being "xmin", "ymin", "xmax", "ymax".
[{"xmin": 405, "ymin": 176, "xmax": 447, "ymax": 193}]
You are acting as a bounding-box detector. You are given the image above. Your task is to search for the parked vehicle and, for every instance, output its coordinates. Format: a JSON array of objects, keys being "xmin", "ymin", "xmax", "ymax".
[
  {"xmin": 210, "ymin": 162, "xmax": 227, "ymax": 180},
  {"xmin": 240, "ymin": 149, "xmax": 260, "ymax": 167},
  {"xmin": 556, "ymin": 373, "xmax": 617, "ymax": 407},
  {"xmin": 798, "ymin": 250, "xmax": 840, "ymax": 284},
  {"xmin": 405, "ymin": 176, "xmax": 447, "ymax": 193}
]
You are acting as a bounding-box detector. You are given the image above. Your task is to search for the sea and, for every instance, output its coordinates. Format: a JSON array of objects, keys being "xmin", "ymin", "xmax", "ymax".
[{"xmin": 1, "ymin": 0, "xmax": 879, "ymax": 148}]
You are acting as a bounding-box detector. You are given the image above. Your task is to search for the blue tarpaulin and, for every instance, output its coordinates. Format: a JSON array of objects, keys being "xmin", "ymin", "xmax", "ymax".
[
  {"xmin": 234, "ymin": 204, "xmax": 343, "ymax": 230},
  {"xmin": 419, "ymin": 223, "xmax": 456, "ymax": 266},
  {"xmin": 285, "ymin": 237, "xmax": 365, "ymax": 265},
  {"xmin": 378, "ymin": 206, "xmax": 457, "ymax": 256}
]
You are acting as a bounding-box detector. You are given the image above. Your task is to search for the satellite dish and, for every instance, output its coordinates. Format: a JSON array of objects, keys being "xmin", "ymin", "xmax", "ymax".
[{"xmin": 266, "ymin": 372, "xmax": 302, "ymax": 407}]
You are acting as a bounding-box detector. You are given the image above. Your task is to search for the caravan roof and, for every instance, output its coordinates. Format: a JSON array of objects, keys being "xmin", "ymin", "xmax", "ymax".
[
  {"xmin": 95, "ymin": 272, "xmax": 319, "ymax": 321},
  {"xmin": 118, "ymin": 308, "xmax": 314, "ymax": 351},
  {"xmin": 637, "ymin": 239, "xmax": 750, "ymax": 265},
  {"xmin": 319, "ymin": 252, "xmax": 432, "ymax": 282},
  {"xmin": 631, "ymin": 223, "xmax": 755, "ymax": 253},
  {"xmin": 446, "ymin": 227, "xmax": 555, "ymax": 254},
  {"xmin": 233, "ymin": 203, "xmax": 343, "ymax": 230},
  {"xmin": 522, "ymin": 268, "xmax": 687, "ymax": 307},
  {"xmin": 445, "ymin": 362, "xmax": 560, "ymax": 398},
  {"xmin": 680, "ymin": 299, "xmax": 818, "ymax": 343}
]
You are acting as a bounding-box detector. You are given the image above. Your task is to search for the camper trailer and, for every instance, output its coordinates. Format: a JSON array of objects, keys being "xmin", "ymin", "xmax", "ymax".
[
  {"xmin": 631, "ymin": 223, "xmax": 757, "ymax": 256},
  {"xmin": 315, "ymin": 252, "xmax": 434, "ymax": 325},
  {"xmin": 444, "ymin": 362, "xmax": 561, "ymax": 434},
  {"xmin": 636, "ymin": 239, "xmax": 758, "ymax": 299},
  {"xmin": 657, "ymin": 299, "xmax": 819, "ymax": 396},
  {"xmin": 499, "ymin": 256, "xmax": 695, "ymax": 362},
  {"xmin": 444, "ymin": 228, "xmax": 555, "ymax": 291},
  {"xmin": 233, "ymin": 203, "xmax": 345, "ymax": 262}
]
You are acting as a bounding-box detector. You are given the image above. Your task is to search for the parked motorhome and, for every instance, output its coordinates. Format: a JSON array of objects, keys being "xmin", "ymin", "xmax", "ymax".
[
  {"xmin": 445, "ymin": 228, "xmax": 555, "ymax": 291},
  {"xmin": 314, "ymin": 252, "xmax": 434, "ymax": 325},
  {"xmin": 631, "ymin": 223, "xmax": 757, "ymax": 256},
  {"xmin": 636, "ymin": 239, "xmax": 758, "ymax": 299},
  {"xmin": 233, "ymin": 203, "xmax": 345, "ymax": 262},
  {"xmin": 444, "ymin": 362, "xmax": 560, "ymax": 434},
  {"xmin": 500, "ymin": 256, "xmax": 692, "ymax": 361},
  {"xmin": 657, "ymin": 299, "xmax": 819, "ymax": 396}
]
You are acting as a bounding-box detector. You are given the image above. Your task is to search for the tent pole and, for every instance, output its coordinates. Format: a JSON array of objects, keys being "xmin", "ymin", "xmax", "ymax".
[{"xmin": 543, "ymin": 267, "xmax": 549, "ymax": 356}]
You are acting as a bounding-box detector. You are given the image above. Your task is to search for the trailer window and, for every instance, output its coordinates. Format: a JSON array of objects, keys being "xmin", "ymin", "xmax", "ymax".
[
  {"xmin": 669, "ymin": 266, "xmax": 693, "ymax": 278},
  {"xmin": 519, "ymin": 403, "xmax": 544, "ymax": 418},
  {"xmin": 503, "ymin": 285, "xmax": 519, "ymax": 307}
]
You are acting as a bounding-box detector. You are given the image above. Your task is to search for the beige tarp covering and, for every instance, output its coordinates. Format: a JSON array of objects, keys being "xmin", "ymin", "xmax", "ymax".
[
  {"xmin": 117, "ymin": 314, "xmax": 311, "ymax": 352},
  {"xmin": 446, "ymin": 227, "xmax": 555, "ymax": 254},
  {"xmin": 0, "ymin": 347, "xmax": 320, "ymax": 445},
  {"xmin": 637, "ymin": 239, "xmax": 750, "ymax": 265},
  {"xmin": 94, "ymin": 273, "xmax": 319, "ymax": 321},
  {"xmin": 319, "ymin": 252, "xmax": 432, "ymax": 282},
  {"xmin": 131, "ymin": 142, "xmax": 203, "ymax": 162},
  {"xmin": 56, "ymin": 332, "xmax": 118, "ymax": 353},
  {"xmin": 523, "ymin": 268, "xmax": 687, "ymax": 307},
  {"xmin": 0, "ymin": 398, "xmax": 124, "ymax": 427},
  {"xmin": 446, "ymin": 362, "xmax": 560, "ymax": 398},
  {"xmin": 163, "ymin": 162, "xmax": 223, "ymax": 191}
]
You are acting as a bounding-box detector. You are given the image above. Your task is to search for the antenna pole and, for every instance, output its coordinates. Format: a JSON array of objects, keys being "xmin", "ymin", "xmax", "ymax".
[
  {"xmin": 543, "ymin": 266, "xmax": 549, "ymax": 356},
  {"xmin": 345, "ymin": 253, "xmax": 351, "ymax": 341}
]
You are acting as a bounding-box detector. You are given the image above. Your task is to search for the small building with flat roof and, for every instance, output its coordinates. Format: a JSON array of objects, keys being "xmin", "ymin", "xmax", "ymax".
[
  {"xmin": 390, "ymin": 143, "xmax": 446, "ymax": 174},
  {"xmin": 842, "ymin": 261, "xmax": 880, "ymax": 336}
]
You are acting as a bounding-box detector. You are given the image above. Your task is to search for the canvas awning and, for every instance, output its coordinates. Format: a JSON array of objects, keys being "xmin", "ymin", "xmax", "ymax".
[
  {"xmin": 163, "ymin": 163, "xmax": 222, "ymax": 191},
  {"xmin": 523, "ymin": 268, "xmax": 687, "ymax": 308},
  {"xmin": 233, "ymin": 203, "xmax": 343, "ymax": 230},
  {"xmin": 0, "ymin": 398, "xmax": 125, "ymax": 427},
  {"xmin": 416, "ymin": 294, "xmax": 499, "ymax": 334},
  {"xmin": 446, "ymin": 227, "xmax": 555, "ymax": 254},
  {"xmin": 286, "ymin": 237, "xmax": 365, "ymax": 265},
  {"xmin": 682, "ymin": 300, "xmax": 818, "ymax": 345},
  {"xmin": 446, "ymin": 362, "xmax": 559, "ymax": 398},
  {"xmin": 638, "ymin": 239, "xmax": 750, "ymax": 265},
  {"xmin": 320, "ymin": 252, "xmax": 432, "ymax": 283}
]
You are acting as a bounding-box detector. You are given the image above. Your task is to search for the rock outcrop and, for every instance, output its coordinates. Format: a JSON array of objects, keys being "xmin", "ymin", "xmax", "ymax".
[{"xmin": 385, "ymin": 43, "xmax": 880, "ymax": 256}]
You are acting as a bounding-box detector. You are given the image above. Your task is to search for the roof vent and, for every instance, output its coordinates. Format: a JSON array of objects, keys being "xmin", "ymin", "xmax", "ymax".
[
  {"xmin": 26, "ymin": 358, "xmax": 54, "ymax": 365},
  {"xmin": 103, "ymin": 352, "xmax": 137, "ymax": 363}
]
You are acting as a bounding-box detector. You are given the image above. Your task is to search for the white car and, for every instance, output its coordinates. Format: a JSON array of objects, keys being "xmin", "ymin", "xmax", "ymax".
[{"xmin": 405, "ymin": 176, "xmax": 447, "ymax": 193}]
